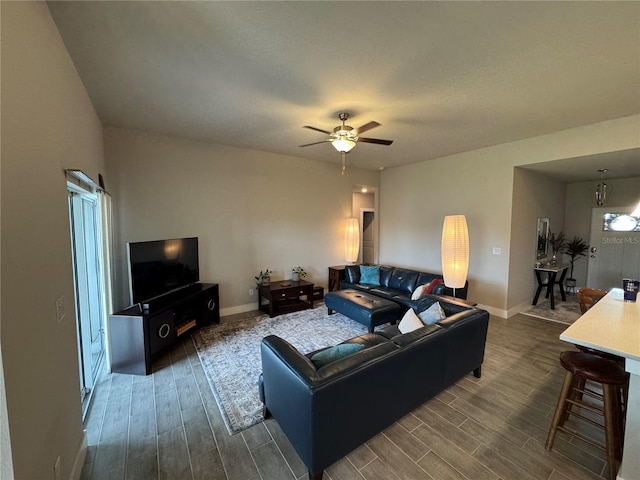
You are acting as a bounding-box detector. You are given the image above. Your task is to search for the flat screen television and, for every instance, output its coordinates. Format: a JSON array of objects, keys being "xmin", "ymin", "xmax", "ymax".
[{"xmin": 127, "ymin": 237, "xmax": 199, "ymax": 305}]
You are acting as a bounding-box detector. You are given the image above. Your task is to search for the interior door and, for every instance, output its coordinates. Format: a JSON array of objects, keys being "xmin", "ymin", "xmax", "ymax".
[
  {"xmin": 587, "ymin": 207, "xmax": 640, "ymax": 290},
  {"xmin": 360, "ymin": 209, "xmax": 376, "ymax": 264},
  {"xmin": 69, "ymin": 187, "xmax": 105, "ymax": 410}
]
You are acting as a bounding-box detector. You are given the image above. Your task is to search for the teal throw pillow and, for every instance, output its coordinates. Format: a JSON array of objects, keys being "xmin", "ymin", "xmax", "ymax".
[
  {"xmin": 310, "ymin": 343, "xmax": 365, "ymax": 368},
  {"xmin": 418, "ymin": 301, "xmax": 446, "ymax": 325},
  {"xmin": 360, "ymin": 265, "xmax": 380, "ymax": 285}
]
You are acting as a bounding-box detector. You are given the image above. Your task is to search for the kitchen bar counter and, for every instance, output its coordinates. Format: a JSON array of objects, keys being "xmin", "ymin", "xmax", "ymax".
[{"xmin": 559, "ymin": 288, "xmax": 640, "ymax": 480}]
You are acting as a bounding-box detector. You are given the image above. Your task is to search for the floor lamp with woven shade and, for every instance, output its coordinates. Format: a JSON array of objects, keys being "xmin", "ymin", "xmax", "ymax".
[{"xmin": 441, "ymin": 215, "xmax": 469, "ymax": 297}]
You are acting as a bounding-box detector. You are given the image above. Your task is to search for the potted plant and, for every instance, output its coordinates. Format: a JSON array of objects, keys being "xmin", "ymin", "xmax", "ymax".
[
  {"xmin": 254, "ymin": 269, "xmax": 272, "ymax": 287},
  {"xmin": 548, "ymin": 231, "xmax": 566, "ymax": 266},
  {"xmin": 563, "ymin": 235, "xmax": 589, "ymax": 288},
  {"xmin": 291, "ymin": 266, "xmax": 307, "ymax": 282}
]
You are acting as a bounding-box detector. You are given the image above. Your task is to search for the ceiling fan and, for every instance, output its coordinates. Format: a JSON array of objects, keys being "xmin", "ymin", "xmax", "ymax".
[{"xmin": 299, "ymin": 113, "xmax": 394, "ymax": 174}]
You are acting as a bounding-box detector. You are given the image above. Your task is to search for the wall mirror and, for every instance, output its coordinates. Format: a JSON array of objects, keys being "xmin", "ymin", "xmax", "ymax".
[{"xmin": 536, "ymin": 217, "xmax": 550, "ymax": 259}]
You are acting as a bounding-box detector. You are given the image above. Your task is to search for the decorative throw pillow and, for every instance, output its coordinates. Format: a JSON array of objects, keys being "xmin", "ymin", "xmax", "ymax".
[
  {"xmin": 423, "ymin": 278, "xmax": 444, "ymax": 295},
  {"xmin": 398, "ymin": 308, "xmax": 424, "ymax": 334},
  {"xmin": 359, "ymin": 265, "xmax": 380, "ymax": 286},
  {"xmin": 411, "ymin": 284, "xmax": 427, "ymax": 300},
  {"xmin": 418, "ymin": 301, "xmax": 446, "ymax": 325},
  {"xmin": 310, "ymin": 343, "xmax": 365, "ymax": 368}
]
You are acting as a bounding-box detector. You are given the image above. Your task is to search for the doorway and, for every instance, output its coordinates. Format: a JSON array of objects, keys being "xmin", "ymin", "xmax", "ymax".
[
  {"xmin": 587, "ymin": 207, "xmax": 640, "ymax": 290},
  {"xmin": 360, "ymin": 209, "xmax": 376, "ymax": 264},
  {"xmin": 352, "ymin": 187, "xmax": 378, "ymax": 264},
  {"xmin": 68, "ymin": 184, "xmax": 105, "ymax": 416}
]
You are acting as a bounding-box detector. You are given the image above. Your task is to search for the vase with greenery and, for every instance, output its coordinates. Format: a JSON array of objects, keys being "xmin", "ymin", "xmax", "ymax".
[
  {"xmin": 291, "ymin": 266, "xmax": 307, "ymax": 282},
  {"xmin": 548, "ymin": 231, "xmax": 566, "ymax": 266},
  {"xmin": 254, "ymin": 269, "xmax": 272, "ymax": 287},
  {"xmin": 563, "ymin": 235, "xmax": 589, "ymax": 284}
]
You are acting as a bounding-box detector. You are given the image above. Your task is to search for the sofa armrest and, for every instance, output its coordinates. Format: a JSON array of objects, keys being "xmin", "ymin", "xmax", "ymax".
[
  {"xmin": 413, "ymin": 294, "xmax": 472, "ymax": 316},
  {"xmin": 261, "ymin": 335, "xmax": 316, "ymax": 385}
]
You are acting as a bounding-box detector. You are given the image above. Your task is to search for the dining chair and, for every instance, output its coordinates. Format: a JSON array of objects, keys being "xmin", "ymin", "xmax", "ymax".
[{"xmin": 577, "ymin": 287, "xmax": 607, "ymax": 314}]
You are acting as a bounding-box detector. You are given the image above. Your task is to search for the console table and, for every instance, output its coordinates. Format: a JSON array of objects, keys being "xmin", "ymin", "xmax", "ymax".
[
  {"xmin": 259, "ymin": 279, "xmax": 314, "ymax": 317},
  {"xmin": 532, "ymin": 264, "xmax": 568, "ymax": 309}
]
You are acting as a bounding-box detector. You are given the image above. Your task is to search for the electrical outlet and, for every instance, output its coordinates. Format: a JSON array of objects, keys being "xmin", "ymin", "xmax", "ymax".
[
  {"xmin": 492, "ymin": 247, "xmax": 502, "ymax": 255},
  {"xmin": 249, "ymin": 288, "xmax": 254, "ymax": 296},
  {"xmin": 55, "ymin": 296, "xmax": 66, "ymax": 323},
  {"xmin": 54, "ymin": 456, "xmax": 61, "ymax": 480}
]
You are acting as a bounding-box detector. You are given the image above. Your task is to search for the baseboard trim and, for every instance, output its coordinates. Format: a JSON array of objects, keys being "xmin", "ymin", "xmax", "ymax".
[
  {"xmin": 70, "ymin": 429, "xmax": 87, "ymax": 480},
  {"xmin": 506, "ymin": 299, "xmax": 536, "ymax": 319},
  {"xmin": 476, "ymin": 299, "xmax": 533, "ymax": 320},
  {"xmin": 220, "ymin": 303, "xmax": 258, "ymax": 317},
  {"xmin": 476, "ymin": 303, "xmax": 507, "ymax": 319}
]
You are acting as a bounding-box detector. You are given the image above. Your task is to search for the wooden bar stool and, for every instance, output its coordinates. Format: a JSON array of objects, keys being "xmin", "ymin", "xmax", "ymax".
[{"xmin": 546, "ymin": 351, "xmax": 628, "ymax": 480}]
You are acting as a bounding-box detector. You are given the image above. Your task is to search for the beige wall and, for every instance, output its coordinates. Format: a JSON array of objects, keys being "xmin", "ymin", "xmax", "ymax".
[
  {"xmin": 380, "ymin": 115, "xmax": 640, "ymax": 316},
  {"xmin": 352, "ymin": 191, "xmax": 374, "ymax": 217},
  {"xmin": 509, "ymin": 169, "xmax": 566, "ymax": 311},
  {"xmin": 1, "ymin": 2, "xmax": 105, "ymax": 478},
  {"xmin": 104, "ymin": 127, "xmax": 380, "ymax": 313}
]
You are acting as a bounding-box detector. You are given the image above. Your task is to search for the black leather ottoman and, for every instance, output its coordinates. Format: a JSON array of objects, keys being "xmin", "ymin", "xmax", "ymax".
[{"xmin": 325, "ymin": 289, "xmax": 402, "ymax": 333}]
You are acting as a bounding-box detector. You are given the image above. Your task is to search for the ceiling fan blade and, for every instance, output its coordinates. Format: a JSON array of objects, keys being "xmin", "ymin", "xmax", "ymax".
[
  {"xmin": 299, "ymin": 140, "xmax": 331, "ymax": 147},
  {"xmin": 357, "ymin": 137, "xmax": 394, "ymax": 146},
  {"xmin": 303, "ymin": 125, "xmax": 331, "ymax": 135},
  {"xmin": 356, "ymin": 121, "xmax": 380, "ymax": 135}
]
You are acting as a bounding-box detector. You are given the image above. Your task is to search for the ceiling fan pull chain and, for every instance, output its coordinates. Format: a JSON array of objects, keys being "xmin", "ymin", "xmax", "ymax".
[{"xmin": 341, "ymin": 152, "xmax": 346, "ymax": 175}]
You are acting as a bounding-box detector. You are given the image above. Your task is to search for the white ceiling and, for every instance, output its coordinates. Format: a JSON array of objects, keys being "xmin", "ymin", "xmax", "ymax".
[{"xmin": 47, "ymin": 1, "xmax": 640, "ymax": 179}]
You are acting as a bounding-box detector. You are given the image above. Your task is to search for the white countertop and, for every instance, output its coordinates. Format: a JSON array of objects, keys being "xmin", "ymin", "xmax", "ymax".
[{"xmin": 560, "ymin": 288, "xmax": 640, "ymax": 362}]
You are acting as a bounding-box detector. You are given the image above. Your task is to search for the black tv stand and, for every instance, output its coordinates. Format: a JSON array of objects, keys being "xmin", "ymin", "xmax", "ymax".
[{"xmin": 110, "ymin": 283, "xmax": 219, "ymax": 375}]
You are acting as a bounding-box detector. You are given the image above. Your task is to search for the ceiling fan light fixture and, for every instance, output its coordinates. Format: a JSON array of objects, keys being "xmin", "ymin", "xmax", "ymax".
[{"xmin": 332, "ymin": 137, "xmax": 356, "ymax": 153}]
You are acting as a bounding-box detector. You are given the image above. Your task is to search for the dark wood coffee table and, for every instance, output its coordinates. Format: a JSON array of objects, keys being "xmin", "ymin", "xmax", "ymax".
[{"xmin": 259, "ymin": 279, "xmax": 314, "ymax": 318}]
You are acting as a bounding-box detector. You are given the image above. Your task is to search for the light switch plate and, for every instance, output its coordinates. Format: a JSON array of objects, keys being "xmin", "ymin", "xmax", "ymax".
[
  {"xmin": 56, "ymin": 296, "xmax": 66, "ymax": 323},
  {"xmin": 492, "ymin": 247, "xmax": 502, "ymax": 255}
]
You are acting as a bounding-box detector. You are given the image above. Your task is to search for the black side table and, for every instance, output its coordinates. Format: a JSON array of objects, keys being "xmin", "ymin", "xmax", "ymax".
[
  {"xmin": 328, "ymin": 265, "xmax": 346, "ymax": 292},
  {"xmin": 532, "ymin": 265, "xmax": 568, "ymax": 309}
]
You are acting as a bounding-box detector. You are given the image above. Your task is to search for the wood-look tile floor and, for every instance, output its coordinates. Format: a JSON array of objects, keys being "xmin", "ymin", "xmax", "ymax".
[{"xmin": 81, "ymin": 311, "xmax": 611, "ymax": 480}]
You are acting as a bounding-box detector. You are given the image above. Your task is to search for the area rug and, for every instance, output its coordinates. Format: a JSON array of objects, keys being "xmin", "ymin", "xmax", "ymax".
[
  {"xmin": 191, "ymin": 305, "xmax": 367, "ymax": 434},
  {"xmin": 521, "ymin": 297, "xmax": 582, "ymax": 325}
]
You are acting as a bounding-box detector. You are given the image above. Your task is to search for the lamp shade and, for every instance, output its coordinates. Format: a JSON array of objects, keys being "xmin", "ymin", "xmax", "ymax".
[
  {"xmin": 332, "ymin": 137, "xmax": 356, "ymax": 153},
  {"xmin": 345, "ymin": 218, "xmax": 360, "ymax": 263},
  {"xmin": 441, "ymin": 215, "xmax": 469, "ymax": 289},
  {"xmin": 632, "ymin": 200, "xmax": 640, "ymax": 217}
]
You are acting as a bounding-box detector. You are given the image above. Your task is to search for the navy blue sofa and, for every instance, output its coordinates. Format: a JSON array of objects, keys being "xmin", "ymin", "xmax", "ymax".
[
  {"xmin": 259, "ymin": 295, "xmax": 488, "ymax": 480},
  {"xmin": 340, "ymin": 264, "xmax": 469, "ymax": 310}
]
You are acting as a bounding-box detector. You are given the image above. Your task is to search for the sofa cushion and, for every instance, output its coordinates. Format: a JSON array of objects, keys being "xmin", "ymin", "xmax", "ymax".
[
  {"xmin": 360, "ymin": 265, "xmax": 380, "ymax": 285},
  {"xmin": 368, "ymin": 287, "xmax": 401, "ymax": 300},
  {"xmin": 391, "ymin": 323, "xmax": 443, "ymax": 347},
  {"xmin": 398, "ymin": 308, "xmax": 424, "ymax": 334},
  {"xmin": 345, "ymin": 265, "xmax": 361, "ymax": 284},
  {"xmin": 418, "ymin": 301, "xmax": 446, "ymax": 325},
  {"xmin": 344, "ymin": 333, "xmax": 390, "ymax": 348},
  {"xmin": 310, "ymin": 343, "xmax": 365, "ymax": 368},
  {"xmin": 416, "ymin": 272, "xmax": 439, "ymax": 287},
  {"xmin": 379, "ymin": 266, "xmax": 395, "ymax": 287},
  {"xmin": 388, "ymin": 268, "xmax": 419, "ymax": 293}
]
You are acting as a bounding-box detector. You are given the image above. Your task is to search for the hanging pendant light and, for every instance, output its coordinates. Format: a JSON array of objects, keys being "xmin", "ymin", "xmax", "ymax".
[{"xmin": 595, "ymin": 169, "xmax": 608, "ymax": 206}]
